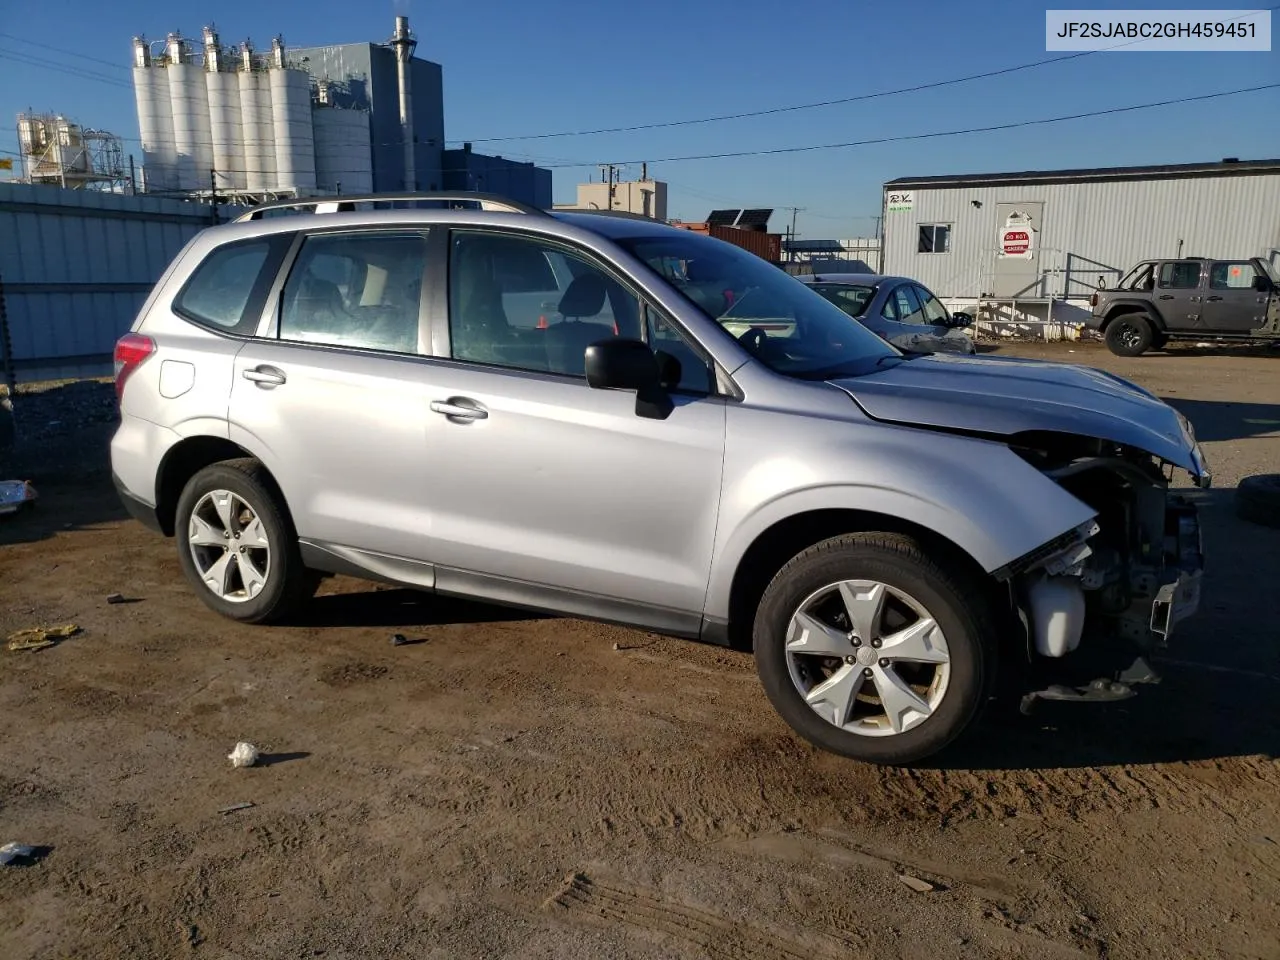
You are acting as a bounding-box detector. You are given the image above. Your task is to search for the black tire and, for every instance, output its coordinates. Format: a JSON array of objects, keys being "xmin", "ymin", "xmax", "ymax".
[
  {"xmin": 174, "ymin": 458, "xmax": 317, "ymax": 624},
  {"xmin": 1236, "ymin": 474, "xmax": 1280, "ymax": 529},
  {"xmin": 752, "ymin": 533, "xmax": 996, "ymax": 766},
  {"xmin": 1104, "ymin": 313, "xmax": 1155, "ymax": 357}
]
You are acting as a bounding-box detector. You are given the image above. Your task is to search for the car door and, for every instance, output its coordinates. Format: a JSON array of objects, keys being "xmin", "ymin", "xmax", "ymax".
[
  {"xmin": 228, "ymin": 227, "xmax": 441, "ymax": 575},
  {"xmin": 416, "ymin": 227, "xmax": 727, "ymax": 633},
  {"xmin": 1200, "ymin": 261, "xmax": 1267, "ymax": 333},
  {"xmin": 1154, "ymin": 260, "xmax": 1204, "ymax": 331}
]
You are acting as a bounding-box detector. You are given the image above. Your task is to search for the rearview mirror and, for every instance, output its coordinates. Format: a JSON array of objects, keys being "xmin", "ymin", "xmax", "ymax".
[
  {"xmin": 1253, "ymin": 275, "xmax": 1273, "ymax": 292},
  {"xmin": 585, "ymin": 339, "xmax": 673, "ymax": 420},
  {"xmin": 949, "ymin": 311, "xmax": 974, "ymax": 328}
]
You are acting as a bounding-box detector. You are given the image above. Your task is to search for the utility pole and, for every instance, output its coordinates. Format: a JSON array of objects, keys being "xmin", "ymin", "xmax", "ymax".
[
  {"xmin": 784, "ymin": 207, "xmax": 805, "ymax": 264},
  {"xmin": 128, "ymin": 154, "xmax": 137, "ymax": 196},
  {"xmin": 600, "ymin": 163, "xmax": 620, "ymax": 210},
  {"xmin": 872, "ymin": 214, "xmax": 884, "ymax": 272},
  {"xmin": 209, "ymin": 168, "xmax": 219, "ymax": 225}
]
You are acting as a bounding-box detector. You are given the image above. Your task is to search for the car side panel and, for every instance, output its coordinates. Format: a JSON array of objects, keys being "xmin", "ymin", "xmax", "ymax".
[{"xmin": 702, "ymin": 390, "xmax": 1098, "ymax": 621}]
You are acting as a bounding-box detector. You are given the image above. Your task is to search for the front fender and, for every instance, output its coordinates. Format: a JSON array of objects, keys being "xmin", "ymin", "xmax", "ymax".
[
  {"xmin": 1103, "ymin": 299, "xmax": 1166, "ymax": 331},
  {"xmin": 703, "ymin": 413, "xmax": 1097, "ymax": 620}
]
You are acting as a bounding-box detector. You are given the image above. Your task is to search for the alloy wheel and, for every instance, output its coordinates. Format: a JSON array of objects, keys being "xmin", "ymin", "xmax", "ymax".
[
  {"xmin": 187, "ymin": 489, "xmax": 272, "ymax": 603},
  {"xmin": 785, "ymin": 579, "xmax": 951, "ymax": 737}
]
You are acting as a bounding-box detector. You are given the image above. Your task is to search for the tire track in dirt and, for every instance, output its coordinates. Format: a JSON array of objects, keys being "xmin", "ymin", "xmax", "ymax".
[
  {"xmin": 717, "ymin": 733, "xmax": 1280, "ymax": 828},
  {"xmin": 543, "ymin": 872, "xmax": 862, "ymax": 960}
]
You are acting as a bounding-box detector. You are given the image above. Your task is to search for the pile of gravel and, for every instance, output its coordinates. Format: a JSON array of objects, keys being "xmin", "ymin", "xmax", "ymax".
[{"xmin": 0, "ymin": 379, "xmax": 119, "ymax": 480}]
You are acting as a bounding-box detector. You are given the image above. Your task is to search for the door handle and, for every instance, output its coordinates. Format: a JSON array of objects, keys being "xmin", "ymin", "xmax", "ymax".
[
  {"xmin": 242, "ymin": 365, "xmax": 286, "ymax": 387},
  {"xmin": 431, "ymin": 398, "xmax": 488, "ymax": 421},
  {"xmin": 1158, "ymin": 295, "xmax": 1174, "ymax": 300},
  {"xmin": 1206, "ymin": 296, "xmax": 1223, "ymax": 301}
]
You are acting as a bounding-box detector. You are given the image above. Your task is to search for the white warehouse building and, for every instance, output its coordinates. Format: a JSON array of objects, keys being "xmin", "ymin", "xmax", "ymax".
[{"xmin": 880, "ymin": 158, "xmax": 1280, "ymax": 335}]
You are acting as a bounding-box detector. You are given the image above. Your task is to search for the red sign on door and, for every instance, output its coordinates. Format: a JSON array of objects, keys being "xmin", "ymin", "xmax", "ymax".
[{"xmin": 1001, "ymin": 230, "xmax": 1031, "ymax": 256}]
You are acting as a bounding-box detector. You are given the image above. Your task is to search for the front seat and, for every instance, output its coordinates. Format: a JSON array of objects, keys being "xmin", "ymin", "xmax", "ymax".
[
  {"xmin": 451, "ymin": 243, "xmax": 518, "ymax": 364},
  {"xmin": 543, "ymin": 273, "xmax": 614, "ymax": 376}
]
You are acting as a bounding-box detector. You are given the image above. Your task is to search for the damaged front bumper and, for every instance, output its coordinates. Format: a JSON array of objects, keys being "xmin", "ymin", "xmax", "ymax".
[
  {"xmin": 1017, "ymin": 492, "xmax": 1205, "ymax": 713},
  {"xmin": 1149, "ymin": 496, "xmax": 1205, "ymax": 644}
]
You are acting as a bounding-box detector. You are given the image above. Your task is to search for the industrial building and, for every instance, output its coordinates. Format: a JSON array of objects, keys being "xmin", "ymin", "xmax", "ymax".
[
  {"xmin": 881, "ymin": 157, "xmax": 1280, "ymax": 330},
  {"xmin": 442, "ymin": 143, "xmax": 551, "ymax": 209},
  {"xmin": 556, "ymin": 168, "xmax": 668, "ymax": 220},
  {"xmin": 15, "ymin": 113, "xmax": 127, "ymax": 190},
  {"xmin": 129, "ymin": 16, "xmax": 550, "ymax": 205}
]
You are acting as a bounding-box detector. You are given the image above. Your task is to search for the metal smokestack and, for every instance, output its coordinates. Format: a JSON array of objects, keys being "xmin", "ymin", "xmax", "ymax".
[{"xmin": 390, "ymin": 15, "xmax": 416, "ymax": 191}]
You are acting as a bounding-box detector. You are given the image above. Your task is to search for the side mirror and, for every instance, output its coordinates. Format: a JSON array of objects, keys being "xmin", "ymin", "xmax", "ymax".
[
  {"xmin": 1253, "ymin": 275, "xmax": 1273, "ymax": 292},
  {"xmin": 949, "ymin": 311, "xmax": 974, "ymax": 328},
  {"xmin": 584, "ymin": 338, "xmax": 673, "ymax": 420}
]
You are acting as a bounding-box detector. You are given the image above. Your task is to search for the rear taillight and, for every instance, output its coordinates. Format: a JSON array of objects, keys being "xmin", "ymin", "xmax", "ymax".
[
  {"xmin": 113, "ymin": 333, "xmax": 155, "ymax": 402},
  {"xmin": 1089, "ymin": 293, "xmax": 1098, "ymax": 307}
]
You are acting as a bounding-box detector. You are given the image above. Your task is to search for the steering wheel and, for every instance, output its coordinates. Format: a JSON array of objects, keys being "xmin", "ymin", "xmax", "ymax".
[{"xmin": 738, "ymin": 327, "xmax": 768, "ymax": 353}]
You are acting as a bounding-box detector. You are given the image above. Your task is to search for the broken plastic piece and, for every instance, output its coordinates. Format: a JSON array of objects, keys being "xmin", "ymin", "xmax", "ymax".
[
  {"xmin": 7, "ymin": 624, "xmax": 81, "ymax": 652},
  {"xmin": 218, "ymin": 801, "xmax": 256, "ymax": 815},
  {"xmin": 228, "ymin": 742, "xmax": 260, "ymax": 768},
  {"xmin": 898, "ymin": 874, "xmax": 936, "ymax": 893},
  {"xmin": 391, "ymin": 633, "xmax": 408, "ymax": 646},
  {"xmin": 106, "ymin": 593, "xmax": 126, "ymax": 605},
  {"xmin": 0, "ymin": 480, "xmax": 38, "ymax": 516},
  {"xmin": 0, "ymin": 843, "xmax": 37, "ymax": 866},
  {"xmin": 1020, "ymin": 678, "xmax": 1136, "ymax": 715}
]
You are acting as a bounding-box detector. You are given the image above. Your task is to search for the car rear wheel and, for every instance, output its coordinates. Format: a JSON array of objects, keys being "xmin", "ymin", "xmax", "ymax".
[
  {"xmin": 174, "ymin": 458, "xmax": 318, "ymax": 624},
  {"xmin": 753, "ymin": 533, "xmax": 994, "ymax": 765},
  {"xmin": 1105, "ymin": 313, "xmax": 1154, "ymax": 356}
]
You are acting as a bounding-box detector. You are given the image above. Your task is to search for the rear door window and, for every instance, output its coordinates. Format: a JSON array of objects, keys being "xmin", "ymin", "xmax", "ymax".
[
  {"xmin": 1209, "ymin": 262, "xmax": 1258, "ymax": 289},
  {"xmin": 278, "ymin": 230, "xmax": 429, "ymax": 355},
  {"xmin": 892, "ymin": 285, "xmax": 926, "ymax": 324}
]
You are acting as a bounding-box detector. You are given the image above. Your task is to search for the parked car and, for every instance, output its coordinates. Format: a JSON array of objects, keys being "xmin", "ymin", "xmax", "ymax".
[
  {"xmin": 110, "ymin": 193, "xmax": 1208, "ymax": 765},
  {"xmin": 799, "ymin": 272, "xmax": 977, "ymax": 355},
  {"xmin": 1088, "ymin": 256, "xmax": 1280, "ymax": 356}
]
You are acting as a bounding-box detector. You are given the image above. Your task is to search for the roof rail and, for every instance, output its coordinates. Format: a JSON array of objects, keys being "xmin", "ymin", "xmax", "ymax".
[{"xmin": 233, "ymin": 191, "xmax": 546, "ymax": 223}]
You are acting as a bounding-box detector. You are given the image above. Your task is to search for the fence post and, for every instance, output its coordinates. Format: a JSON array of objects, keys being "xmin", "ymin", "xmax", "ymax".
[{"xmin": 0, "ymin": 274, "xmax": 14, "ymax": 393}]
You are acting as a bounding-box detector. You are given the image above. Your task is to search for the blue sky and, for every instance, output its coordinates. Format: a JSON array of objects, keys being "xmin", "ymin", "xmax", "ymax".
[{"xmin": 1, "ymin": 0, "xmax": 1276, "ymax": 237}]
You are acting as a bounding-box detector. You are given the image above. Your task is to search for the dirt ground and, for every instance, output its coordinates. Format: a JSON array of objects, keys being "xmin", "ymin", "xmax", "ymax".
[{"xmin": 1, "ymin": 340, "xmax": 1277, "ymax": 960}]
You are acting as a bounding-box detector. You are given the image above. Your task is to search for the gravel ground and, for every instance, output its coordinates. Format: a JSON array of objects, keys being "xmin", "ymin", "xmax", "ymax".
[{"xmin": 0, "ymin": 341, "xmax": 1277, "ymax": 960}]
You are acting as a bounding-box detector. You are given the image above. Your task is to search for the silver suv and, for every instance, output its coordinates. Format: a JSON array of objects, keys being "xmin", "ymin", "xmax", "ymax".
[{"xmin": 110, "ymin": 193, "xmax": 1210, "ymax": 764}]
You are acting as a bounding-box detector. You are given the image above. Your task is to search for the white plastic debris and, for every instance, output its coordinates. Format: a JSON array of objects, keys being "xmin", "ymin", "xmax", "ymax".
[
  {"xmin": 0, "ymin": 842, "xmax": 37, "ymax": 865},
  {"xmin": 0, "ymin": 480, "xmax": 38, "ymax": 517},
  {"xmin": 227, "ymin": 742, "xmax": 260, "ymax": 768}
]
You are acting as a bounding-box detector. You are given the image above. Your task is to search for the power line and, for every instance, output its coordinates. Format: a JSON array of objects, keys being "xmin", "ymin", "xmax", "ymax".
[
  {"xmin": 541, "ymin": 83, "xmax": 1280, "ymax": 168},
  {"xmin": 0, "ymin": 31, "xmax": 131, "ymax": 72},
  {"xmin": 451, "ymin": 4, "xmax": 1280, "ymax": 145},
  {"xmin": 0, "ymin": 47, "xmax": 135, "ymax": 90}
]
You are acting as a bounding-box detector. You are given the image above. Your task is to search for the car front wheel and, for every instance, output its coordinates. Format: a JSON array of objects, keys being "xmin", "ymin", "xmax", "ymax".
[
  {"xmin": 174, "ymin": 458, "xmax": 317, "ymax": 624},
  {"xmin": 753, "ymin": 533, "xmax": 994, "ymax": 765},
  {"xmin": 1104, "ymin": 313, "xmax": 1154, "ymax": 356}
]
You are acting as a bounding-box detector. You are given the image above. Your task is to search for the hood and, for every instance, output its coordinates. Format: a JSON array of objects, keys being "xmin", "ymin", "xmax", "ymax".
[{"xmin": 829, "ymin": 352, "xmax": 1205, "ymax": 476}]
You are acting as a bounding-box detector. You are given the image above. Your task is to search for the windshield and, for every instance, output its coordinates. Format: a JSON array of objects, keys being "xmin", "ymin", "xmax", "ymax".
[{"xmin": 618, "ymin": 233, "xmax": 898, "ymax": 377}]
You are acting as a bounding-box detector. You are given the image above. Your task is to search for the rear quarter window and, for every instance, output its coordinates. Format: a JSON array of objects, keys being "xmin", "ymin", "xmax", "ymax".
[{"xmin": 173, "ymin": 234, "xmax": 293, "ymax": 335}]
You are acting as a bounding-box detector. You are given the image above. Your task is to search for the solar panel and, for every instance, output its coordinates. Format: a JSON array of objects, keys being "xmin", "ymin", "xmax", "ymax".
[
  {"xmin": 706, "ymin": 209, "xmax": 742, "ymax": 226},
  {"xmin": 736, "ymin": 208, "xmax": 773, "ymax": 228}
]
